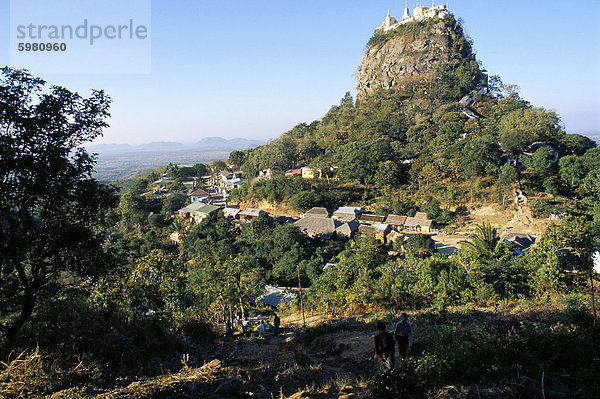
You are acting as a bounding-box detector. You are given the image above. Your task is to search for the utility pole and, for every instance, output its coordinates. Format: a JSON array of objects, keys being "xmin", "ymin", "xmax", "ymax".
[{"xmin": 297, "ymin": 263, "xmax": 306, "ymax": 327}]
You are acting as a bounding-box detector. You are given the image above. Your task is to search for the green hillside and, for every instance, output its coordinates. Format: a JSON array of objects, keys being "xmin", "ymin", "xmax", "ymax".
[{"xmin": 230, "ymin": 17, "xmax": 597, "ymax": 215}]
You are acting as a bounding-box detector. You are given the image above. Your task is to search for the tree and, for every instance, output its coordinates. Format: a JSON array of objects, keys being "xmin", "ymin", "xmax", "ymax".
[
  {"xmin": 290, "ymin": 191, "xmax": 318, "ymax": 212},
  {"xmin": 210, "ymin": 160, "xmax": 227, "ymax": 174},
  {"xmin": 340, "ymin": 92, "xmax": 354, "ymax": 107},
  {"xmin": 499, "ymin": 107, "xmax": 564, "ymax": 147},
  {"xmin": 91, "ymin": 249, "xmax": 186, "ymax": 322},
  {"xmin": 500, "ymin": 130, "xmax": 529, "ymax": 161},
  {"xmin": 559, "ymin": 134, "xmax": 596, "ymax": 156},
  {"xmin": 404, "ymin": 234, "xmax": 436, "ymax": 257},
  {"xmin": 460, "ymin": 220, "xmax": 505, "ymax": 264},
  {"xmin": 192, "ymin": 162, "xmax": 209, "ymax": 177},
  {"xmin": 497, "ymin": 163, "xmax": 518, "ymax": 188},
  {"xmin": 530, "ymin": 146, "xmax": 555, "ymax": 176},
  {"xmin": 161, "ymin": 191, "xmax": 187, "ymax": 215},
  {"xmin": 375, "ymin": 160, "xmax": 401, "ymax": 194},
  {"xmin": 0, "ymin": 68, "xmax": 116, "ymax": 342},
  {"xmin": 425, "ymin": 198, "xmax": 453, "ymax": 224},
  {"xmin": 559, "ymin": 155, "xmax": 584, "ymax": 189},
  {"xmin": 228, "ymin": 150, "xmax": 246, "ymax": 170}
]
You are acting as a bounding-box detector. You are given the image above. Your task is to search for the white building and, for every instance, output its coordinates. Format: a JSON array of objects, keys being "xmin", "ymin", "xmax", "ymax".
[{"xmin": 378, "ymin": 1, "xmax": 450, "ymax": 32}]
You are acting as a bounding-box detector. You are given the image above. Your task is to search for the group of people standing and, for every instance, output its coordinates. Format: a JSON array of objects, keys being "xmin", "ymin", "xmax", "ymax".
[
  {"xmin": 374, "ymin": 313, "xmax": 413, "ymax": 370},
  {"xmin": 225, "ymin": 313, "xmax": 281, "ymax": 338}
]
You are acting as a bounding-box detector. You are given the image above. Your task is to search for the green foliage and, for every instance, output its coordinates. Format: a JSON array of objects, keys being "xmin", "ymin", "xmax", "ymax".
[
  {"xmin": 529, "ymin": 146, "xmax": 555, "ymax": 175},
  {"xmin": 227, "ymin": 150, "xmax": 246, "ymax": 170},
  {"xmin": 0, "ymin": 68, "xmax": 117, "ymax": 343},
  {"xmin": 559, "ymin": 134, "xmax": 597, "ymax": 156},
  {"xmin": 522, "ymin": 221, "xmax": 575, "ymax": 296},
  {"xmin": 423, "ymin": 198, "xmax": 453, "ymax": 224},
  {"xmin": 310, "ymin": 237, "xmax": 388, "ymax": 312},
  {"xmin": 559, "ymin": 155, "xmax": 585, "ymax": 189},
  {"xmin": 368, "ymin": 309, "xmax": 599, "ymax": 398},
  {"xmin": 459, "ymin": 220, "xmax": 506, "ymax": 264},
  {"xmin": 90, "ymin": 250, "xmax": 187, "ymax": 322},
  {"xmin": 410, "ymin": 257, "xmax": 469, "ymax": 306},
  {"xmin": 289, "ymin": 190, "xmax": 319, "ymax": 212},
  {"xmin": 497, "ymin": 163, "xmax": 518, "ymax": 187},
  {"xmin": 374, "ymin": 160, "xmax": 402, "ymax": 193},
  {"xmin": 404, "ymin": 234, "xmax": 436, "ymax": 257},
  {"xmin": 161, "ymin": 192, "xmax": 187, "ymax": 215},
  {"xmin": 229, "ymin": 176, "xmax": 308, "ymax": 204}
]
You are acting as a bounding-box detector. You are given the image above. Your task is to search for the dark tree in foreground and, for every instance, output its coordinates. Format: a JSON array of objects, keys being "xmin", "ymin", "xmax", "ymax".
[{"xmin": 0, "ymin": 67, "xmax": 116, "ymax": 343}]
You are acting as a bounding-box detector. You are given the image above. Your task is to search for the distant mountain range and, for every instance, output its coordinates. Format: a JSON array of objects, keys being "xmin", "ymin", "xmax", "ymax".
[
  {"xmin": 86, "ymin": 137, "xmax": 267, "ymax": 183},
  {"xmin": 87, "ymin": 137, "xmax": 266, "ymax": 156}
]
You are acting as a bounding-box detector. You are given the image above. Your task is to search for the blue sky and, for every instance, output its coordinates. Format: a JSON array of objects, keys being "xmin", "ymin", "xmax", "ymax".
[{"xmin": 1, "ymin": 0, "xmax": 599, "ymax": 144}]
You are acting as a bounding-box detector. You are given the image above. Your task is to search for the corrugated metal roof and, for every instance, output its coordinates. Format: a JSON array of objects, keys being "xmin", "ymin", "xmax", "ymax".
[
  {"xmin": 305, "ymin": 207, "xmax": 329, "ymax": 217},
  {"xmin": 334, "ymin": 207, "xmax": 361, "ymax": 215},
  {"xmin": 223, "ymin": 207, "xmax": 240, "ymax": 217},
  {"xmin": 239, "ymin": 208, "xmax": 263, "ymax": 217}
]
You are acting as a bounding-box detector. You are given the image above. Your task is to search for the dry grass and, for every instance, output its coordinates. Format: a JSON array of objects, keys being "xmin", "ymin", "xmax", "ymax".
[{"xmin": 0, "ymin": 346, "xmax": 50, "ymax": 399}]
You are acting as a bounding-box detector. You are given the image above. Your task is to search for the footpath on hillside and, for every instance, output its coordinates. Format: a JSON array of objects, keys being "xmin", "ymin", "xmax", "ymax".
[
  {"xmin": 47, "ymin": 305, "xmax": 597, "ymax": 398},
  {"xmin": 49, "ymin": 313, "xmax": 375, "ymax": 399}
]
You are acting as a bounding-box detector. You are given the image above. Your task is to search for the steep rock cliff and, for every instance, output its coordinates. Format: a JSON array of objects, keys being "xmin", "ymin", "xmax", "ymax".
[{"xmin": 357, "ymin": 17, "xmax": 476, "ymax": 101}]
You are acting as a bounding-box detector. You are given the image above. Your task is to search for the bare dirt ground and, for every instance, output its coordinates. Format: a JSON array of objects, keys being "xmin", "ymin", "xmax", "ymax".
[
  {"xmin": 235, "ymin": 199, "xmax": 301, "ymax": 219},
  {"xmin": 467, "ymin": 204, "xmax": 549, "ymax": 237},
  {"xmin": 49, "ymin": 314, "xmax": 376, "ymax": 399},
  {"xmin": 430, "ymin": 204, "xmax": 551, "ymax": 254}
]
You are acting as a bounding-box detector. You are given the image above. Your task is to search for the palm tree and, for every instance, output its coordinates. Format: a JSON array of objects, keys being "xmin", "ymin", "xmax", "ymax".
[
  {"xmin": 460, "ymin": 220, "xmax": 505, "ymax": 262},
  {"xmin": 171, "ymin": 217, "xmax": 188, "ymax": 255}
]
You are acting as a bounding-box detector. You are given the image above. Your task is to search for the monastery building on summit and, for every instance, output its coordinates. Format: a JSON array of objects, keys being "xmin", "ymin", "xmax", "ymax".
[{"xmin": 378, "ymin": 1, "xmax": 450, "ymax": 32}]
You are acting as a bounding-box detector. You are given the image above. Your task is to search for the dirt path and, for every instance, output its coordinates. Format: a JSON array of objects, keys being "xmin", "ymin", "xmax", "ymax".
[{"xmin": 49, "ymin": 316, "xmax": 375, "ymax": 399}]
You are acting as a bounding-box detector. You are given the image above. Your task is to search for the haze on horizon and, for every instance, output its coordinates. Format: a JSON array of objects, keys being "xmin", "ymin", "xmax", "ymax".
[{"xmin": 1, "ymin": 0, "xmax": 598, "ymax": 145}]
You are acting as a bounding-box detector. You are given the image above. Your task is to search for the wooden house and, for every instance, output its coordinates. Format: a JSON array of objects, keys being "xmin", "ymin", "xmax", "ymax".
[{"xmin": 294, "ymin": 217, "xmax": 341, "ymax": 240}]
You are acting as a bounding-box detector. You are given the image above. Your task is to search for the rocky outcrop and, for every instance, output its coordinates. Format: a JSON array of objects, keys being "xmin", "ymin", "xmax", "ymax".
[{"xmin": 357, "ymin": 18, "xmax": 474, "ymax": 101}]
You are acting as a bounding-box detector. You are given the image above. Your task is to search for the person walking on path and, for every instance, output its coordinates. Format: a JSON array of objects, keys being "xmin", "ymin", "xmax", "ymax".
[
  {"xmin": 394, "ymin": 313, "xmax": 413, "ymax": 360},
  {"xmin": 374, "ymin": 321, "xmax": 395, "ymax": 370},
  {"xmin": 273, "ymin": 313, "xmax": 281, "ymax": 337}
]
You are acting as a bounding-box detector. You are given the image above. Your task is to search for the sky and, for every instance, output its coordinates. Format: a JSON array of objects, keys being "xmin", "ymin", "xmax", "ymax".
[{"xmin": 1, "ymin": 0, "xmax": 599, "ymax": 145}]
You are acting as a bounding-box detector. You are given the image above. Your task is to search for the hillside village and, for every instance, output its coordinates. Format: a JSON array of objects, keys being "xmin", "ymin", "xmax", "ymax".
[{"xmin": 152, "ymin": 164, "xmax": 543, "ymax": 262}]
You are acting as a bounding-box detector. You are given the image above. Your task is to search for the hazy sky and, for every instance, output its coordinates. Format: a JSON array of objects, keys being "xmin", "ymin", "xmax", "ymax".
[{"xmin": 1, "ymin": 0, "xmax": 599, "ymax": 144}]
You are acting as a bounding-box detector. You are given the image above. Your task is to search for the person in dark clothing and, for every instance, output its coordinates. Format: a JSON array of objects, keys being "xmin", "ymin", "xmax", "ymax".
[
  {"xmin": 273, "ymin": 313, "xmax": 280, "ymax": 337},
  {"xmin": 394, "ymin": 313, "xmax": 413, "ymax": 360},
  {"xmin": 241, "ymin": 317, "xmax": 249, "ymax": 338},
  {"xmin": 374, "ymin": 321, "xmax": 395, "ymax": 370}
]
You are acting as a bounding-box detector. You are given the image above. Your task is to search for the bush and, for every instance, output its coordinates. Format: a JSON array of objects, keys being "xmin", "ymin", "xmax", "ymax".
[
  {"xmin": 404, "ymin": 234, "xmax": 436, "ymax": 257},
  {"xmin": 290, "ymin": 191, "xmax": 318, "ymax": 212},
  {"xmin": 367, "ymin": 309, "xmax": 600, "ymax": 398}
]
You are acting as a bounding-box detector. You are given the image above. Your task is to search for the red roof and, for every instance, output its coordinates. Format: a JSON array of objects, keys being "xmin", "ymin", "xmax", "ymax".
[{"xmin": 189, "ymin": 188, "xmax": 209, "ymax": 196}]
